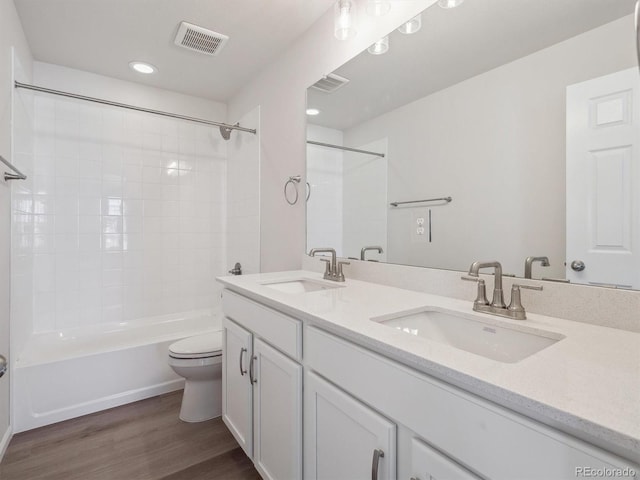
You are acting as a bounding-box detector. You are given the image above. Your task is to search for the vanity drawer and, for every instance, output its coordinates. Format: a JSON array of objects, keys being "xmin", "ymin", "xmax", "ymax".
[
  {"xmin": 305, "ymin": 326, "xmax": 635, "ymax": 479},
  {"xmin": 222, "ymin": 289, "xmax": 302, "ymax": 360}
]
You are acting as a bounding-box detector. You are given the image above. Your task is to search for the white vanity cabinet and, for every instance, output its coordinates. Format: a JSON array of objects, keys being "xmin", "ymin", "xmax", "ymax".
[
  {"xmin": 222, "ymin": 317, "xmax": 253, "ymax": 456},
  {"xmin": 221, "ymin": 290, "xmax": 302, "ymax": 480},
  {"xmin": 305, "ymin": 326, "xmax": 637, "ymax": 480},
  {"xmin": 304, "ymin": 371, "xmax": 396, "ymax": 480}
]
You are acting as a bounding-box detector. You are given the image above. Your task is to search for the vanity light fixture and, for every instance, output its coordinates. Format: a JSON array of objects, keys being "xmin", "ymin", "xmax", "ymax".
[
  {"xmin": 437, "ymin": 0, "xmax": 464, "ymax": 8},
  {"xmin": 366, "ymin": 0, "xmax": 391, "ymax": 16},
  {"xmin": 368, "ymin": 36, "xmax": 389, "ymax": 55},
  {"xmin": 129, "ymin": 61, "xmax": 157, "ymax": 74},
  {"xmin": 334, "ymin": 0, "xmax": 357, "ymax": 40},
  {"xmin": 398, "ymin": 14, "xmax": 422, "ymax": 34},
  {"xmin": 306, "ymin": 108, "xmax": 320, "ymax": 116}
]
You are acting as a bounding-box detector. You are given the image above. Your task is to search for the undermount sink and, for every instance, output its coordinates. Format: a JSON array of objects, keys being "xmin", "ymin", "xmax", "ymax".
[
  {"xmin": 261, "ymin": 278, "xmax": 343, "ymax": 294},
  {"xmin": 376, "ymin": 309, "xmax": 564, "ymax": 363}
]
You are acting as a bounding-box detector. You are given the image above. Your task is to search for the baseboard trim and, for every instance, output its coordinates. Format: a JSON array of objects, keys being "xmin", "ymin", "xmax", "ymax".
[{"xmin": 0, "ymin": 425, "xmax": 13, "ymax": 462}]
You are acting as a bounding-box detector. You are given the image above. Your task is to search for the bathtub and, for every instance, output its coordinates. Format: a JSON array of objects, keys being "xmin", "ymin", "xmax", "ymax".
[{"xmin": 13, "ymin": 309, "xmax": 222, "ymax": 433}]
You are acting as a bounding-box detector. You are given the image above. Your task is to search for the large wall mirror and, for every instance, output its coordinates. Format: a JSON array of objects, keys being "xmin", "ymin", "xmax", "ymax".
[{"xmin": 306, "ymin": 0, "xmax": 640, "ymax": 289}]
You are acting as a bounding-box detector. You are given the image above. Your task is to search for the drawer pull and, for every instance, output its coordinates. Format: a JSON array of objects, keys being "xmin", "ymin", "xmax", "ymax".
[
  {"xmin": 371, "ymin": 448, "xmax": 384, "ymax": 480},
  {"xmin": 239, "ymin": 348, "xmax": 247, "ymax": 376}
]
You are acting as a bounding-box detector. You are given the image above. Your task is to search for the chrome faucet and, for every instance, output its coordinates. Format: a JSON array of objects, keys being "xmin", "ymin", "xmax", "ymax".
[
  {"xmin": 462, "ymin": 260, "xmax": 543, "ymax": 320},
  {"xmin": 524, "ymin": 256, "xmax": 550, "ymax": 279},
  {"xmin": 309, "ymin": 248, "xmax": 350, "ymax": 282},
  {"xmin": 361, "ymin": 246, "xmax": 383, "ymax": 261}
]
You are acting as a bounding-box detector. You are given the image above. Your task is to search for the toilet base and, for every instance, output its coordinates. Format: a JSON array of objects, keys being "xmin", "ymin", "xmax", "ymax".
[{"xmin": 179, "ymin": 376, "xmax": 222, "ymax": 422}]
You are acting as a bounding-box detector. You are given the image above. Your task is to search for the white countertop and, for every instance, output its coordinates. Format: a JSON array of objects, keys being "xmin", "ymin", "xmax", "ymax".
[{"xmin": 217, "ymin": 270, "xmax": 640, "ymax": 463}]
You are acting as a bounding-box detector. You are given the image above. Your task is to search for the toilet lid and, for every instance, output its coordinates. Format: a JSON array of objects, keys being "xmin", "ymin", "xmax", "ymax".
[{"xmin": 169, "ymin": 331, "xmax": 223, "ymax": 359}]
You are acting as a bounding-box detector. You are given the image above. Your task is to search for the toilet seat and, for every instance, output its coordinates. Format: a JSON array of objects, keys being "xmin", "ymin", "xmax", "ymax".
[{"xmin": 169, "ymin": 331, "xmax": 223, "ymax": 359}]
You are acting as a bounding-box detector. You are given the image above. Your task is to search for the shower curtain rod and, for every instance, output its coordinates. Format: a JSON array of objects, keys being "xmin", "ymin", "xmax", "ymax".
[
  {"xmin": 14, "ymin": 81, "xmax": 257, "ymax": 135},
  {"xmin": 307, "ymin": 140, "xmax": 385, "ymax": 158}
]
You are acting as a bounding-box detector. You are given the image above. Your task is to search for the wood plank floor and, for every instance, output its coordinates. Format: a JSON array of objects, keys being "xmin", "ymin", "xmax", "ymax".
[{"xmin": 0, "ymin": 391, "xmax": 262, "ymax": 480}]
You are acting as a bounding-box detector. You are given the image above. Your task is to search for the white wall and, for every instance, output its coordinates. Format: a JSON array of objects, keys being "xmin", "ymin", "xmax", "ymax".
[
  {"xmin": 343, "ymin": 15, "xmax": 636, "ymax": 278},
  {"xmin": 10, "ymin": 63, "xmax": 228, "ymax": 343},
  {"xmin": 306, "ymin": 124, "xmax": 344, "ymax": 255},
  {"xmin": 0, "ymin": 0, "xmax": 33, "ymax": 459},
  {"xmin": 227, "ymin": 106, "xmax": 260, "ymax": 275},
  {"xmin": 228, "ymin": 0, "xmax": 436, "ymax": 272}
]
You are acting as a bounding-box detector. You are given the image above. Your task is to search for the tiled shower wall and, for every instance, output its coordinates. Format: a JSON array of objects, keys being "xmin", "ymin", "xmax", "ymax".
[{"xmin": 11, "ymin": 89, "xmax": 227, "ymax": 334}]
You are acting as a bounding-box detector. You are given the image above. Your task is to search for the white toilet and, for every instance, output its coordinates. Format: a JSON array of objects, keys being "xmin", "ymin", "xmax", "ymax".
[{"xmin": 168, "ymin": 331, "xmax": 223, "ymax": 422}]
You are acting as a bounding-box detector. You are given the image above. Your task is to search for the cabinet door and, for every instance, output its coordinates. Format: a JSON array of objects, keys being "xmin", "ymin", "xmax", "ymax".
[
  {"xmin": 304, "ymin": 371, "xmax": 396, "ymax": 480},
  {"xmin": 411, "ymin": 437, "xmax": 479, "ymax": 480},
  {"xmin": 222, "ymin": 317, "xmax": 253, "ymax": 457},
  {"xmin": 253, "ymin": 338, "xmax": 302, "ymax": 480}
]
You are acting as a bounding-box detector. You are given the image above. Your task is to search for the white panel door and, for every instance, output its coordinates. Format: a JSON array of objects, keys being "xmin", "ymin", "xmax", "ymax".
[
  {"xmin": 410, "ymin": 437, "xmax": 480, "ymax": 480},
  {"xmin": 566, "ymin": 67, "xmax": 640, "ymax": 288},
  {"xmin": 222, "ymin": 317, "xmax": 253, "ymax": 457},
  {"xmin": 253, "ymin": 338, "xmax": 302, "ymax": 480},
  {"xmin": 304, "ymin": 371, "xmax": 396, "ymax": 480}
]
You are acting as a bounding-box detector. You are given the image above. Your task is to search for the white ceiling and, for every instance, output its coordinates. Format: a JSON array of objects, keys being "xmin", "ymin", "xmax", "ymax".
[
  {"xmin": 307, "ymin": 0, "xmax": 636, "ymax": 130},
  {"xmin": 14, "ymin": 0, "xmax": 335, "ymax": 101}
]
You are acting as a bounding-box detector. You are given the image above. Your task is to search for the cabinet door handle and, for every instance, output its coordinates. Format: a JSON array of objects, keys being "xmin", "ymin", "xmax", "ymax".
[
  {"xmin": 248, "ymin": 355, "xmax": 258, "ymax": 384},
  {"xmin": 371, "ymin": 448, "xmax": 384, "ymax": 480},
  {"xmin": 239, "ymin": 348, "xmax": 247, "ymax": 376}
]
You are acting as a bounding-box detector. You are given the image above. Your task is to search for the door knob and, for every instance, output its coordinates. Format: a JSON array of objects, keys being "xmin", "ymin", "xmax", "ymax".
[
  {"xmin": 570, "ymin": 260, "xmax": 586, "ymax": 271},
  {"xmin": 0, "ymin": 355, "xmax": 6, "ymax": 378}
]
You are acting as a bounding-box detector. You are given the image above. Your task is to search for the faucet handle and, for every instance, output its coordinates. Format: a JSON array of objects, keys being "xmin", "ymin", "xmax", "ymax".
[
  {"xmin": 336, "ymin": 261, "xmax": 350, "ymax": 282},
  {"xmin": 461, "ymin": 276, "xmax": 489, "ymax": 307},
  {"xmin": 508, "ymin": 283, "xmax": 543, "ymax": 320},
  {"xmin": 320, "ymin": 258, "xmax": 332, "ymax": 279},
  {"xmin": 514, "ymin": 283, "xmax": 543, "ymax": 291},
  {"xmin": 461, "ymin": 276, "xmax": 480, "ymax": 282}
]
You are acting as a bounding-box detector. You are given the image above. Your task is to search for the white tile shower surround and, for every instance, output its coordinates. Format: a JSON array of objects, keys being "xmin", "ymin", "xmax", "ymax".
[
  {"xmin": 302, "ymin": 256, "xmax": 640, "ymax": 333},
  {"xmin": 11, "ymin": 91, "xmax": 228, "ymax": 333}
]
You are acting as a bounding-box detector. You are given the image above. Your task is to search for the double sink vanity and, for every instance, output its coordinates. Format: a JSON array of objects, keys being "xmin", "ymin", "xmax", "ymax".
[{"xmin": 217, "ymin": 257, "xmax": 639, "ymax": 480}]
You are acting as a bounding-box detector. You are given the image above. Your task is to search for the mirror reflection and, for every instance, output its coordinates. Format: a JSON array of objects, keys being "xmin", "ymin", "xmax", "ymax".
[{"xmin": 306, "ymin": 0, "xmax": 639, "ymax": 289}]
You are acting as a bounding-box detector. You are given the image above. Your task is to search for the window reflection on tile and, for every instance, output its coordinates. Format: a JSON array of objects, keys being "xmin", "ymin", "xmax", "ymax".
[
  {"xmin": 103, "ymin": 197, "xmax": 123, "ymax": 216},
  {"xmin": 102, "ymin": 234, "xmax": 123, "ymax": 251},
  {"xmin": 102, "ymin": 216, "xmax": 123, "ymax": 234}
]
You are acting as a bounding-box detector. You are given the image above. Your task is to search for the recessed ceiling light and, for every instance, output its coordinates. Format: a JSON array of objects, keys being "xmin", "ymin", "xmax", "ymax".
[
  {"xmin": 398, "ymin": 14, "xmax": 422, "ymax": 34},
  {"xmin": 368, "ymin": 36, "xmax": 389, "ymax": 55},
  {"xmin": 306, "ymin": 108, "xmax": 320, "ymax": 116},
  {"xmin": 129, "ymin": 61, "xmax": 157, "ymax": 74}
]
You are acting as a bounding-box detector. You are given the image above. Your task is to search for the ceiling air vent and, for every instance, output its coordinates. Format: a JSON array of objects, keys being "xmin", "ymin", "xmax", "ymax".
[
  {"xmin": 174, "ymin": 21, "xmax": 229, "ymax": 56},
  {"xmin": 310, "ymin": 73, "xmax": 350, "ymax": 93}
]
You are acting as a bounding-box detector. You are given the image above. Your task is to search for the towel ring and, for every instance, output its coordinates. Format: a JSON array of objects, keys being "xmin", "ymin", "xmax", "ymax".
[{"xmin": 284, "ymin": 175, "xmax": 301, "ymax": 205}]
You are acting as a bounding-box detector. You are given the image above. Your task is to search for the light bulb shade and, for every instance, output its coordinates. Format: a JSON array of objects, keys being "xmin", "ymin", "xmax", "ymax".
[
  {"xmin": 366, "ymin": 0, "xmax": 391, "ymax": 16},
  {"xmin": 334, "ymin": 0, "xmax": 358, "ymax": 40},
  {"xmin": 397, "ymin": 14, "xmax": 422, "ymax": 34},
  {"xmin": 368, "ymin": 36, "xmax": 389, "ymax": 55},
  {"xmin": 438, "ymin": 0, "xmax": 464, "ymax": 8}
]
